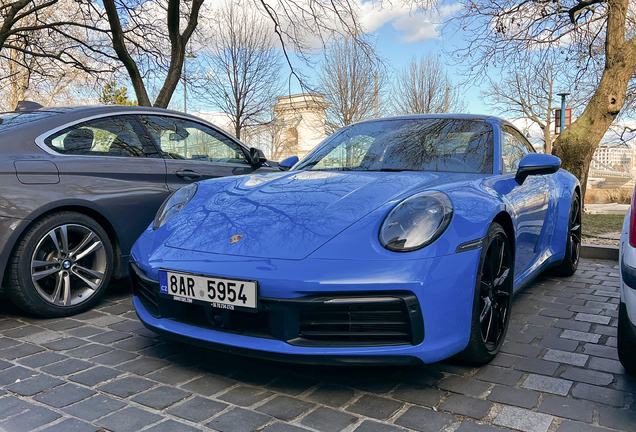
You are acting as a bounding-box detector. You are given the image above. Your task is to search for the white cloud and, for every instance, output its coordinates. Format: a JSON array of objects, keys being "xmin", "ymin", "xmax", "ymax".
[{"xmin": 358, "ymin": 1, "xmax": 462, "ymax": 43}]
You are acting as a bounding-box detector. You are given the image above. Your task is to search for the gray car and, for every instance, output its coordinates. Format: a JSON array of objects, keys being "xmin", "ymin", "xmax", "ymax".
[{"xmin": 0, "ymin": 104, "xmax": 275, "ymax": 317}]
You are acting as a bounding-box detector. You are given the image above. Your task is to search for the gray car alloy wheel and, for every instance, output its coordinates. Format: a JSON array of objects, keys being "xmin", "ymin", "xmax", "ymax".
[{"xmin": 30, "ymin": 224, "xmax": 106, "ymax": 307}]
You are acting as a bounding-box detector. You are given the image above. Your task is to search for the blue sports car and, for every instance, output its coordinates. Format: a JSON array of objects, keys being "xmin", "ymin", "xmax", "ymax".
[{"xmin": 130, "ymin": 114, "xmax": 581, "ymax": 365}]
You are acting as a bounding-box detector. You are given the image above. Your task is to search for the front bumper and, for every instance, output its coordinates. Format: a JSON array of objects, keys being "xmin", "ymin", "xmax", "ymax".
[
  {"xmin": 131, "ymin": 239, "xmax": 482, "ymax": 364},
  {"xmin": 620, "ymin": 212, "xmax": 636, "ymax": 325}
]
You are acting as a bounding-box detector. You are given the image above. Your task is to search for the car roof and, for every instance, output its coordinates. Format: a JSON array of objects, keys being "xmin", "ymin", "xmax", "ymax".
[
  {"xmin": 2, "ymin": 103, "xmax": 206, "ymax": 121},
  {"xmin": 0, "ymin": 105, "xmax": 250, "ymax": 155},
  {"xmin": 360, "ymin": 113, "xmax": 492, "ymax": 121},
  {"xmin": 0, "ymin": 105, "xmax": 223, "ymax": 140},
  {"xmin": 347, "ymin": 113, "xmax": 521, "ymax": 135}
]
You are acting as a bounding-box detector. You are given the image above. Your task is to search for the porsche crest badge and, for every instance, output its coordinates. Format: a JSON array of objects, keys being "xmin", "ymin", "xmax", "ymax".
[{"xmin": 229, "ymin": 234, "xmax": 244, "ymax": 244}]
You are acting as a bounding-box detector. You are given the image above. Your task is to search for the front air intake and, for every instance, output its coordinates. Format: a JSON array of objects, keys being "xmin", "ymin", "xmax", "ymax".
[
  {"xmin": 297, "ymin": 297, "xmax": 414, "ymax": 346},
  {"xmin": 129, "ymin": 263, "xmax": 160, "ymax": 318}
]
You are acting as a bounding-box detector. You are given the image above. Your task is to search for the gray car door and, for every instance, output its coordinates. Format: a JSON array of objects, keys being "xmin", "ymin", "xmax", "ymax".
[
  {"xmin": 41, "ymin": 114, "xmax": 170, "ymax": 268},
  {"xmin": 140, "ymin": 115, "xmax": 258, "ymax": 191}
]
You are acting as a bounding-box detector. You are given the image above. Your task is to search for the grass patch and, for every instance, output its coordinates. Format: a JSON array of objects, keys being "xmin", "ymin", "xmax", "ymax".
[{"xmin": 582, "ymin": 214, "xmax": 625, "ymax": 237}]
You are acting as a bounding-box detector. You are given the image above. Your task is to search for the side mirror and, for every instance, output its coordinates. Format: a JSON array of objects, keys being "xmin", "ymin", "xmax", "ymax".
[
  {"xmin": 249, "ymin": 147, "xmax": 267, "ymax": 166},
  {"xmin": 515, "ymin": 153, "xmax": 561, "ymax": 185},
  {"xmin": 278, "ymin": 155, "xmax": 299, "ymax": 171}
]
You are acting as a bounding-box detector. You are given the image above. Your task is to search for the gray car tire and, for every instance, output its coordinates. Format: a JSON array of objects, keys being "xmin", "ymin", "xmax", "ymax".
[{"xmin": 7, "ymin": 211, "xmax": 113, "ymax": 317}]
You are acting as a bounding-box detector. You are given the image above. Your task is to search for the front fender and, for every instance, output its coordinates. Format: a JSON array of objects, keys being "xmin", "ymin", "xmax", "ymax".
[{"xmin": 310, "ymin": 180, "xmax": 507, "ymax": 261}]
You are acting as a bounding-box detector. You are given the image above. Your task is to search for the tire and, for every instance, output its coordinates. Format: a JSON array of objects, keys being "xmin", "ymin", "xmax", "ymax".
[
  {"xmin": 7, "ymin": 211, "xmax": 113, "ymax": 318},
  {"xmin": 553, "ymin": 192, "xmax": 581, "ymax": 276},
  {"xmin": 457, "ymin": 222, "xmax": 514, "ymax": 364},
  {"xmin": 618, "ymin": 303, "xmax": 636, "ymax": 375}
]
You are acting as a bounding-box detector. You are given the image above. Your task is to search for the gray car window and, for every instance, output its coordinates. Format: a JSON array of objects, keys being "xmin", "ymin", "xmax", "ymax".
[
  {"xmin": 44, "ymin": 116, "xmax": 147, "ymax": 157},
  {"xmin": 141, "ymin": 116, "xmax": 248, "ymax": 164}
]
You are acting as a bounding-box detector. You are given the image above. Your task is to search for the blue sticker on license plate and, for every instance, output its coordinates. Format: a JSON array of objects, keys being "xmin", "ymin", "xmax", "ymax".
[{"xmin": 159, "ymin": 271, "xmax": 169, "ymax": 294}]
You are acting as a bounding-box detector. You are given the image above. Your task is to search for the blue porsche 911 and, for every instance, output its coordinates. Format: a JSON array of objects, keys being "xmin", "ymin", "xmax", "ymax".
[{"xmin": 130, "ymin": 114, "xmax": 581, "ymax": 365}]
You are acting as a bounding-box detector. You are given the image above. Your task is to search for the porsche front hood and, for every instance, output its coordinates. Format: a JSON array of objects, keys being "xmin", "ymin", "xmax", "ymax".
[{"xmin": 164, "ymin": 170, "xmax": 472, "ymax": 260}]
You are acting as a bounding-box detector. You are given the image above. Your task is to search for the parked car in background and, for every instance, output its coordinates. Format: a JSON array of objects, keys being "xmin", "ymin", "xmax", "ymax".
[
  {"xmin": 0, "ymin": 103, "xmax": 275, "ymax": 317},
  {"xmin": 131, "ymin": 114, "xmax": 581, "ymax": 366},
  {"xmin": 619, "ymin": 190, "xmax": 636, "ymax": 374}
]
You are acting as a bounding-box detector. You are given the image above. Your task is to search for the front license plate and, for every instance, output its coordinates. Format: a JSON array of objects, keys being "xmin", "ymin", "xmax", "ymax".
[{"xmin": 159, "ymin": 269, "xmax": 258, "ymax": 311}]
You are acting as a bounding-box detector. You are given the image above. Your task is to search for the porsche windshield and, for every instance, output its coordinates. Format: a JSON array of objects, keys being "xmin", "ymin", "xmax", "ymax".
[{"xmin": 295, "ymin": 118, "xmax": 494, "ymax": 174}]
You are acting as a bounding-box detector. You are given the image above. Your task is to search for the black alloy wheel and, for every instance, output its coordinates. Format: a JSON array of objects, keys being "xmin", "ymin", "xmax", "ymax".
[
  {"xmin": 554, "ymin": 193, "xmax": 581, "ymax": 276},
  {"xmin": 458, "ymin": 222, "xmax": 513, "ymax": 363}
]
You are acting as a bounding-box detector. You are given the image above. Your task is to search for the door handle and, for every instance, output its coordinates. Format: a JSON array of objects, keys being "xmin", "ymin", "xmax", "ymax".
[{"xmin": 175, "ymin": 169, "xmax": 202, "ymax": 180}]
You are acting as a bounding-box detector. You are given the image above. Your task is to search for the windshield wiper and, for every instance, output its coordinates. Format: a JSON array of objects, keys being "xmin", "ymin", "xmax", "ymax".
[
  {"xmin": 309, "ymin": 167, "xmax": 365, "ymax": 171},
  {"xmin": 373, "ymin": 168, "xmax": 420, "ymax": 172}
]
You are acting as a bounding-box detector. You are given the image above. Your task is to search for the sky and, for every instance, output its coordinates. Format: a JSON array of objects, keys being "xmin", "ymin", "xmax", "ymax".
[
  {"xmin": 181, "ymin": 0, "xmax": 636, "ymax": 148},
  {"xmin": 186, "ymin": 0, "xmax": 491, "ymax": 116}
]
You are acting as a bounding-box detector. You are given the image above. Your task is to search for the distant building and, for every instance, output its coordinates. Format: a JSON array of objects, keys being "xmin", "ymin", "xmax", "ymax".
[
  {"xmin": 269, "ymin": 94, "xmax": 330, "ymax": 160},
  {"xmin": 192, "ymin": 111, "xmax": 235, "ymax": 136},
  {"xmin": 194, "ymin": 93, "xmax": 330, "ymax": 162},
  {"xmin": 590, "ymin": 143, "xmax": 635, "ymax": 173}
]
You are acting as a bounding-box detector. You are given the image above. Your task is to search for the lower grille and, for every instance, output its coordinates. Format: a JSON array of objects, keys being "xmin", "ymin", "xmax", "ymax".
[
  {"xmin": 129, "ymin": 263, "xmax": 160, "ymax": 317},
  {"xmin": 298, "ymin": 298, "xmax": 413, "ymax": 346},
  {"xmin": 128, "ymin": 266, "xmax": 424, "ymax": 348}
]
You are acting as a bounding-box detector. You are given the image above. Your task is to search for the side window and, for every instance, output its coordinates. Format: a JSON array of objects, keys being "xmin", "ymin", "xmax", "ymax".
[
  {"xmin": 511, "ymin": 129, "xmax": 536, "ymax": 154},
  {"xmin": 45, "ymin": 116, "xmax": 147, "ymax": 157},
  {"xmin": 141, "ymin": 116, "xmax": 248, "ymax": 164},
  {"xmin": 501, "ymin": 129, "xmax": 529, "ymax": 173}
]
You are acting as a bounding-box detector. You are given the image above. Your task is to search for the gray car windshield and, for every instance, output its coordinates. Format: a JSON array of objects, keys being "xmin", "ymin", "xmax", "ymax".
[{"xmin": 295, "ymin": 118, "xmax": 494, "ymax": 174}]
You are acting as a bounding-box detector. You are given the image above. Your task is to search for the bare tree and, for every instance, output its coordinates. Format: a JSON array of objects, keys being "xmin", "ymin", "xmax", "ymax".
[
  {"xmin": 450, "ymin": 0, "xmax": 636, "ymax": 196},
  {"xmin": 196, "ymin": 1, "xmax": 283, "ymax": 140},
  {"xmin": 0, "ymin": 45, "xmax": 92, "ymax": 110},
  {"xmin": 0, "ymin": 0, "xmax": 100, "ymax": 110},
  {"xmin": 100, "ymin": 0, "xmax": 203, "ymax": 108},
  {"xmin": 0, "ymin": 0, "xmax": 59, "ymax": 51},
  {"xmin": 393, "ymin": 54, "xmax": 466, "ymax": 115},
  {"xmin": 483, "ymin": 51, "xmax": 589, "ymax": 154},
  {"xmin": 318, "ymin": 37, "xmax": 386, "ymax": 131},
  {"xmin": 2, "ymin": 0, "xmax": 437, "ymax": 111}
]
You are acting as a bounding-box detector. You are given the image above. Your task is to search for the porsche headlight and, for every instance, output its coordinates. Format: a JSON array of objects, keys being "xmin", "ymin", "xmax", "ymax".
[
  {"xmin": 379, "ymin": 191, "xmax": 453, "ymax": 252},
  {"xmin": 153, "ymin": 183, "xmax": 198, "ymax": 230}
]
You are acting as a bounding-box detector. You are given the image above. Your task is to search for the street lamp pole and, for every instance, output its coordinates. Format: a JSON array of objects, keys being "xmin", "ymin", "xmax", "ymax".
[
  {"xmin": 183, "ymin": 49, "xmax": 196, "ymax": 114},
  {"xmin": 183, "ymin": 58, "xmax": 187, "ymax": 113},
  {"xmin": 557, "ymin": 92, "xmax": 570, "ymax": 134}
]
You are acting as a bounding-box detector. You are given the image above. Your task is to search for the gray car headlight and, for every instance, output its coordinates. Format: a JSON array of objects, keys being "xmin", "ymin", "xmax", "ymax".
[
  {"xmin": 153, "ymin": 183, "xmax": 198, "ymax": 230},
  {"xmin": 379, "ymin": 191, "xmax": 453, "ymax": 252}
]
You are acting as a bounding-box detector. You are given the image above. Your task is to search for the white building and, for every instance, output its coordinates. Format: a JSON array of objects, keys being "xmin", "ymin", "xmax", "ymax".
[
  {"xmin": 191, "ymin": 111, "xmax": 235, "ymax": 136},
  {"xmin": 193, "ymin": 93, "xmax": 330, "ymax": 162},
  {"xmin": 590, "ymin": 143, "xmax": 635, "ymax": 173},
  {"xmin": 270, "ymin": 94, "xmax": 330, "ymax": 160}
]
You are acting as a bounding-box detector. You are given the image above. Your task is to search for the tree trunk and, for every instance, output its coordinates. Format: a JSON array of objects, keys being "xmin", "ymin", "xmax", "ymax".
[
  {"xmin": 103, "ymin": 0, "xmax": 152, "ymax": 106},
  {"xmin": 153, "ymin": 45, "xmax": 185, "ymax": 108},
  {"xmin": 553, "ymin": 66, "xmax": 634, "ymax": 197},
  {"xmin": 543, "ymin": 125, "xmax": 552, "ymax": 155},
  {"xmin": 552, "ymin": 0, "xmax": 636, "ymax": 199}
]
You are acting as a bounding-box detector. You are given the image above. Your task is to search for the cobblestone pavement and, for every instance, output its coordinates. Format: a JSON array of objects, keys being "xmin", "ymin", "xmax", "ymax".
[{"xmin": 0, "ymin": 258, "xmax": 634, "ymax": 432}]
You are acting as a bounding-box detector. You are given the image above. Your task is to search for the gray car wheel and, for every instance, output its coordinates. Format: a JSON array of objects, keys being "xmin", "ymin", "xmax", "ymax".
[{"xmin": 7, "ymin": 211, "xmax": 113, "ymax": 317}]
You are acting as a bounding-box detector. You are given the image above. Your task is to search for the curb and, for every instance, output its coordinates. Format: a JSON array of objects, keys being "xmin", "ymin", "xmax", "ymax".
[{"xmin": 581, "ymin": 244, "xmax": 619, "ymax": 261}]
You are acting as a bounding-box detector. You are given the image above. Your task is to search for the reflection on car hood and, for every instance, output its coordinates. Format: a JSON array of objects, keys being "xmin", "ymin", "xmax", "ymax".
[{"xmin": 164, "ymin": 170, "xmax": 475, "ymax": 260}]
